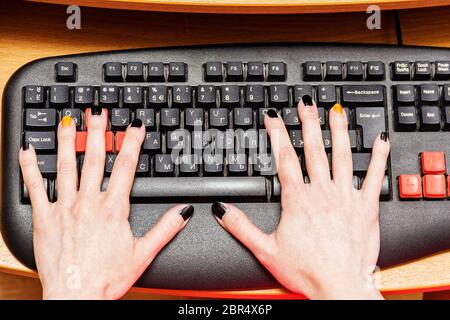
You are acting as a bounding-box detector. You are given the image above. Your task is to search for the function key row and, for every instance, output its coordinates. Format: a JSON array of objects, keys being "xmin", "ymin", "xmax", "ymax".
[
  {"xmin": 104, "ymin": 62, "xmax": 187, "ymax": 82},
  {"xmin": 392, "ymin": 61, "xmax": 450, "ymax": 81},
  {"xmin": 24, "ymin": 84, "xmax": 385, "ymax": 109},
  {"xmin": 204, "ymin": 62, "xmax": 286, "ymax": 82},
  {"xmin": 303, "ymin": 61, "xmax": 385, "ymax": 81}
]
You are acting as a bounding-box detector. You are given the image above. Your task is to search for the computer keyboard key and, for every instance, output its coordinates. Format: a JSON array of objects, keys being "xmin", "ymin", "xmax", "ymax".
[
  {"xmin": 322, "ymin": 130, "xmax": 331, "ymax": 149},
  {"xmin": 293, "ymin": 85, "xmax": 313, "ymax": 104},
  {"xmin": 393, "ymin": 61, "xmax": 411, "ymax": 80},
  {"xmin": 399, "ymin": 174, "xmax": 422, "ymax": 199},
  {"xmin": 246, "ymin": 62, "xmax": 264, "ymax": 81},
  {"xmin": 282, "ymin": 108, "xmax": 300, "ymax": 128},
  {"xmin": 24, "ymin": 86, "xmax": 45, "ymax": 106},
  {"xmin": 135, "ymin": 109, "xmax": 155, "ymax": 129},
  {"xmin": 366, "ymin": 61, "xmax": 385, "ymax": 80},
  {"xmin": 269, "ymin": 85, "xmax": 289, "ymax": 107},
  {"xmin": 348, "ymin": 130, "xmax": 357, "ymax": 150},
  {"xmin": 227, "ymin": 154, "xmax": 248, "ymax": 175},
  {"xmin": 345, "ymin": 61, "xmax": 364, "ymax": 81},
  {"xmin": 395, "ymin": 106, "xmax": 417, "ymax": 131},
  {"xmin": 180, "ymin": 154, "xmax": 200, "ymax": 175},
  {"xmin": 355, "ymin": 107, "xmax": 385, "ymax": 149},
  {"xmin": 395, "ymin": 85, "xmax": 415, "ymax": 105},
  {"xmin": 245, "ymin": 85, "xmax": 264, "ymax": 108},
  {"xmin": 203, "ymin": 155, "xmax": 224, "ymax": 175},
  {"xmin": 126, "ymin": 62, "xmax": 144, "ymax": 82},
  {"xmin": 148, "ymin": 85, "xmax": 167, "ymax": 107},
  {"xmin": 167, "ymin": 129, "xmax": 191, "ymax": 150},
  {"xmin": 55, "ymin": 62, "xmax": 76, "ymax": 82},
  {"xmin": 324, "ymin": 61, "xmax": 343, "ymax": 81},
  {"xmin": 258, "ymin": 108, "xmax": 277, "ymax": 127},
  {"xmin": 204, "ymin": 62, "xmax": 223, "ymax": 82},
  {"xmin": 61, "ymin": 109, "xmax": 82, "ymax": 128},
  {"xmin": 105, "ymin": 131, "xmax": 114, "ymax": 153},
  {"xmin": 75, "ymin": 131, "xmax": 87, "ymax": 153},
  {"xmin": 36, "ymin": 154, "xmax": 57, "ymax": 176},
  {"xmin": 143, "ymin": 132, "xmax": 161, "ymax": 152},
  {"xmin": 434, "ymin": 61, "xmax": 450, "ymax": 80},
  {"xmin": 303, "ymin": 61, "xmax": 322, "ymax": 81},
  {"xmin": 414, "ymin": 61, "xmax": 432, "ymax": 80},
  {"xmin": 123, "ymin": 86, "xmax": 143, "ymax": 106},
  {"xmin": 172, "ymin": 85, "xmax": 192, "ymax": 107},
  {"xmin": 104, "ymin": 62, "xmax": 123, "ymax": 82},
  {"xmin": 341, "ymin": 85, "xmax": 384, "ymax": 106},
  {"xmin": 115, "ymin": 131, "xmax": 125, "ymax": 152},
  {"xmin": 352, "ymin": 153, "xmax": 373, "ymax": 173},
  {"xmin": 105, "ymin": 154, "xmax": 116, "ymax": 174},
  {"xmin": 49, "ymin": 85, "xmax": 69, "ymax": 107},
  {"xmin": 135, "ymin": 154, "xmax": 150, "ymax": 174},
  {"xmin": 25, "ymin": 131, "xmax": 56, "ymax": 151},
  {"xmin": 74, "ymin": 86, "xmax": 93, "ymax": 106},
  {"xmin": 444, "ymin": 107, "xmax": 450, "ymax": 131},
  {"xmin": 419, "ymin": 84, "xmax": 439, "ymax": 104},
  {"xmin": 421, "ymin": 151, "xmax": 446, "ymax": 175},
  {"xmin": 353, "ymin": 176, "xmax": 360, "ymax": 189},
  {"xmin": 160, "ymin": 108, "xmax": 180, "ymax": 129},
  {"xmin": 197, "ymin": 85, "xmax": 217, "ymax": 107},
  {"xmin": 268, "ymin": 62, "xmax": 286, "ymax": 81},
  {"xmin": 420, "ymin": 106, "xmax": 441, "ymax": 131},
  {"xmin": 154, "ymin": 154, "xmax": 175, "ymax": 175},
  {"xmin": 111, "ymin": 108, "xmax": 131, "ymax": 130},
  {"xmin": 99, "ymin": 86, "xmax": 119, "ymax": 106},
  {"xmin": 209, "ymin": 108, "xmax": 229, "ymax": 128},
  {"xmin": 317, "ymin": 85, "xmax": 336, "ymax": 107},
  {"xmin": 25, "ymin": 109, "xmax": 56, "ymax": 128},
  {"xmin": 147, "ymin": 62, "xmax": 165, "ymax": 82},
  {"xmin": 233, "ymin": 108, "xmax": 253, "ymax": 128},
  {"xmin": 253, "ymin": 153, "xmax": 276, "ymax": 175},
  {"xmin": 221, "ymin": 85, "xmax": 240, "ymax": 108},
  {"xmin": 185, "ymin": 108, "xmax": 204, "ymax": 129},
  {"xmin": 289, "ymin": 130, "xmax": 304, "ymax": 150},
  {"xmin": 423, "ymin": 174, "xmax": 446, "ymax": 199},
  {"xmin": 168, "ymin": 62, "xmax": 187, "ymax": 82},
  {"xmin": 226, "ymin": 62, "xmax": 244, "ymax": 81},
  {"xmin": 318, "ymin": 108, "xmax": 326, "ymax": 128}
]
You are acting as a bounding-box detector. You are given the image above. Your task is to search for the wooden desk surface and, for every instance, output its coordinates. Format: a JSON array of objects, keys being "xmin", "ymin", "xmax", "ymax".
[
  {"xmin": 1, "ymin": 1, "xmax": 450, "ymax": 297},
  {"xmin": 30, "ymin": 0, "xmax": 450, "ymax": 14}
]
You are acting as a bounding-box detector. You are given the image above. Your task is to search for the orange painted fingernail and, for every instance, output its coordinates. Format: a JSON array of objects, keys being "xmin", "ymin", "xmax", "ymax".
[
  {"xmin": 61, "ymin": 116, "xmax": 72, "ymax": 127},
  {"xmin": 332, "ymin": 103, "xmax": 344, "ymax": 115}
]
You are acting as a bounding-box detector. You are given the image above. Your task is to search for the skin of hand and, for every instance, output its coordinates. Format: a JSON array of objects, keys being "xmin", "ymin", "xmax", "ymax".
[
  {"xmin": 212, "ymin": 99, "xmax": 390, "ymax": 300},
  {"xmin": 19, "ymin": 110, "xmax": 193, "ymax": 299}
]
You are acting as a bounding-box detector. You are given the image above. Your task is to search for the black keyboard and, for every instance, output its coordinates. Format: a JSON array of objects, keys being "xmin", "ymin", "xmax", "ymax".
[{"xmin": 2, "ymin": 44, "xmax": 450, "ymax": 290}]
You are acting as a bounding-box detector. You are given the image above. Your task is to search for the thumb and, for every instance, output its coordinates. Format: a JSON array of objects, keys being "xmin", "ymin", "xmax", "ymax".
[
  {"xmin": 135, "ymin": 204, "xmax": 193, "ymax": 264},
  {"xmin": 212, "ymin": 202, "xmax": 276, "ymax": 264}
]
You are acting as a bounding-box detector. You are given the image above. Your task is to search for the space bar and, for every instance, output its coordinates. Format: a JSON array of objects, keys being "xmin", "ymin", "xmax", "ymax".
[{"xmin": 101, "ymin": 177, "xmax": 267, "ymax": 198}]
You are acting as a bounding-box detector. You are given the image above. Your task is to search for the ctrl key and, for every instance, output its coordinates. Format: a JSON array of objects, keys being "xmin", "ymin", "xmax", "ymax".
[
  {"xmin": 398, "ymin": 174, "xmax": 422, "ymax": 199},
  {"xmin": 24, "ymin": 131, "xmax": 56, "ymax": 151}
]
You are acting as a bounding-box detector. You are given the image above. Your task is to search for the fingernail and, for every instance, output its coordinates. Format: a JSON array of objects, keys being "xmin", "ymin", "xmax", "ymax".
[
  {"xmin": 91, "ymin": 107, "xmax": 102, "ymax": 116},
  {"xmin": 22, "ymin": 135, "xmax": 29, "ymax": 151},
  {"xmin": 61, "ymin": 115, "xmax": 72, "ymax": 127},
  {"xmin": 301, "ymin": 94, "xmax": 313, "ymax": 106},
  {"xmin": 130, "ymin": 118, "xmax": 143, "ymax": 128},
  {"xmin": 332, "ymin": 103, "xmax": 344, "ymax": 115},
  {"xmin": 380, "ymin": 131, "xmax": 388, "ymax": 142},
  {"xmin": 180, "ymin": 205, "xmax": 194, "ymax": 221},
  {"xmin": 212, "ymin": 202, "xmax": 227, "ymax": 219},
  {"xmin": 266, "ymin": 109, "xmax": 278, "ymax": 118}
]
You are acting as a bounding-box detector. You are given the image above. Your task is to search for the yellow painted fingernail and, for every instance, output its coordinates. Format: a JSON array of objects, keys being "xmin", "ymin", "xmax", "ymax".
[
  {"xmin": 332, "ymin": 103, "xmax": 344, "ymax": 115},
  {"xmin": 61, "ymin": 116, "xmax": 72, "ymax": 127}
]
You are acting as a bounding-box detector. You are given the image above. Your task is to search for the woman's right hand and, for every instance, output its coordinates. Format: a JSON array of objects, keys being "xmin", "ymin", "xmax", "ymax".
[{"xmin": 212, "ymin": 98, "xmax": 390, "ymax": 299}]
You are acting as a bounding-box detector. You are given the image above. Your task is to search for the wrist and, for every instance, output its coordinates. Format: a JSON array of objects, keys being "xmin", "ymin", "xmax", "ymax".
[{"xmin": 43, "ymin": 284, "xmax": 108, "ymax": 300}]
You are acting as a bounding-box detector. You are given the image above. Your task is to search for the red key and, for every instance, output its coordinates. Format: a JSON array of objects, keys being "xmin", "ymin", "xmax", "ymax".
[
  {"xmin": 75, "ymin": 131, "xmax": 87, "ymax": 153},
  {"xmin": 115, "ymin": 131, "xmax": 126, "ymax": 152},
  {"xmin": 423, "ymin": 174, "xmax": 446, "ymax": 199},
  {"xmin": 85, "ymin": 108, "xmax": 109, "ymax": 130},
  {"xmin": 105, "ymin": 131, "xmax": 114, "ymax": 153},
  {"xmin": 421, "ymin": 151, "xmax": 446, "ymax": 174},
  {"xmin": 398, "ymin": 174, "xmax": 422, "ymax": 199}
]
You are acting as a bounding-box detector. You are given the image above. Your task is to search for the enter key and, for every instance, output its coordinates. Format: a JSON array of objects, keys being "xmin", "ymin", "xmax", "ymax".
[{"xmin": 356, "ymin": 107, "xmax": 386, "ymax": 149}]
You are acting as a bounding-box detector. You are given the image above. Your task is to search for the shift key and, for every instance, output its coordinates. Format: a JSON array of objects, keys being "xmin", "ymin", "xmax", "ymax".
[
  {"xmin": 25, "ymin": 131, "xmax": 56, "ymax": 150},
  {"xmin": 356, "ymin": 107, "xmax": 385, "ymax": 149}
]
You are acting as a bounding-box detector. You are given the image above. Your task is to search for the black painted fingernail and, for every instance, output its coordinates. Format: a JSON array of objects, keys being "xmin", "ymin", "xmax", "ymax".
[
  {"xmin": 380, "ymin": 131, "xmax": 388, "ymax": 142},
  {"xmin": 267, "ymin": 109, "xmax": 278, "ymax": 118},
  {"xmin": 212, "ymin": 202, "xmax": 227, "ymax": 219},
  {"xmin": 180, "ymin": 205, "xmax": 194, "ymax": 221},
  {"xmin": 301, "ymin": 94, "xmax": 313, "ymax": 106},
  {"xmin": 131, "ymin": 118, "xmax": 143, "ymax": 128},
  {"xmin": 91, "ymin": 106, "xmax": 102, "ymax": 115},
  {"xmin": 22, "ymin": 135, "xmax": 29, "ymax": 151}
]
